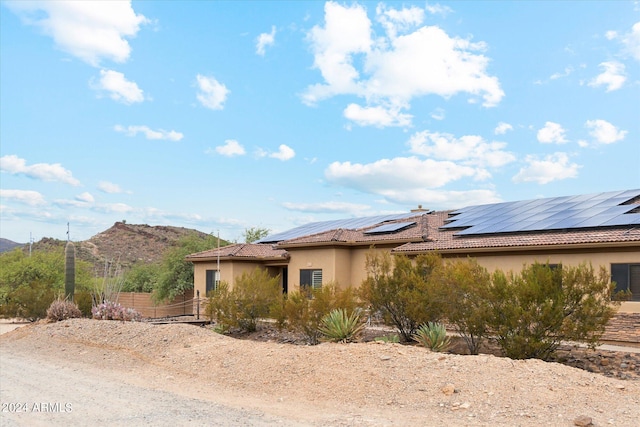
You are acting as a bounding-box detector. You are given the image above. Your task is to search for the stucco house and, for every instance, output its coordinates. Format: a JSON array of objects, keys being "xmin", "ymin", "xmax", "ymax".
[{"xmin": 187, "ymin": 189, "xmax": 640, "ymax": 312}]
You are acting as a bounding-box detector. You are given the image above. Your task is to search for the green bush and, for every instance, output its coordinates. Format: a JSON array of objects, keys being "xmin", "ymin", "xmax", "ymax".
[
  {"xmin": 486, "ymin": 262, "xmax": 618, "ymax": 360},
  {"xmin": 0, "ymin": 280, "xmax": 56, "ymax": 321},
  {"xmin": 280, "ymin": 284, "xmax": 359, "ymax": 345},
  {"xmin": 413, "ymin": 322, "xmax": 451, "ymax": 352},
  {"xmin": 46, "ymin": 298, "xmax": 82, "ymax": 322},
  {"xmin": 318, "ymin": 308, "xmax": 364, "ymax": 343},
  {"xmin": 359, "ymin": 251, "xmax": 443, "ymax": 342},
  {"xmin": 204, "ymin": 268, "xmax": 281, "ymax": 333},
  {"xmin": 438, "ymin": 258, "xmax": 492, "ymax": 354}
]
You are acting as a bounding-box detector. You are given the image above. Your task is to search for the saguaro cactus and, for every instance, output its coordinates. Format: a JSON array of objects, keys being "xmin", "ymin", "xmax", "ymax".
[{"xmin": 65, "ymin": 241, "xmax": 76, "ymax": 301}]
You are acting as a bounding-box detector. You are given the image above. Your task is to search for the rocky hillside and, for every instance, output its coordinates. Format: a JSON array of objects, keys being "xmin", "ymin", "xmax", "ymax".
[
  {"xmin": 26, "ymin": 222, "xmax": 214, "ymax": 272},
  {"xmin": 0, "ymin": 238, "xmax": 24, "ymax": 253}
]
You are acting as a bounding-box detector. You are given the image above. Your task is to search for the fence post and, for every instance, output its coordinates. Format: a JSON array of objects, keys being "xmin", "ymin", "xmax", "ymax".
[{"xmin": 196, "ymin": 290, "xmax": 200, "ymax": 320}]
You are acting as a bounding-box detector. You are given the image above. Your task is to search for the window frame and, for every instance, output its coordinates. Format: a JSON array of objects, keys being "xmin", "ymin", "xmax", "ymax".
[
  {"xmin": 205, "ymin": 269, "xmax": 220, "ymax": 295},
  {"xmin": 300, "ymin": 268, "xmax": 322, "ymax": 290},
  {"xmin": 611, "ymin": 263, "xmax": 640, "ymax": 301}
]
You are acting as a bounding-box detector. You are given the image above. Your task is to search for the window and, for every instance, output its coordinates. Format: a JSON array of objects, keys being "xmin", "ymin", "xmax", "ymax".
[
  {"xmin": 300, "ymin": 269, "xmax": 322, "ymax": 290},
  {"xmin": 206, "ymin": 269, "xmax": 220, "ymax": 295},
  {"xmin": 611, "ymin": 263, "xmax": 640, "ymax": 301}
]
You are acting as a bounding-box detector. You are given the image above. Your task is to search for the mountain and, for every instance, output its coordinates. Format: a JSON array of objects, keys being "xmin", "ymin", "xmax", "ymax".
[
  {"xmin": 0, "ymin": 238, "xmax": 24, "ymax": 253},
  {"xmin": 23, "ymin": 222, "xmax": 218, "ymax": 272}
]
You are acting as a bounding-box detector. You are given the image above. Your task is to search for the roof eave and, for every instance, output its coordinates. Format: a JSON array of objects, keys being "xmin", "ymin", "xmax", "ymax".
[{"xmin": 394, "ymin": 240, "xmax": 640, "ymax": 255}]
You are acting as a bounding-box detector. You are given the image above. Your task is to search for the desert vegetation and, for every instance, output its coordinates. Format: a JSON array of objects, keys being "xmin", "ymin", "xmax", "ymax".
[{"xmin": 205, "ymin": 251, "xmax": 620, "ymax": 362}]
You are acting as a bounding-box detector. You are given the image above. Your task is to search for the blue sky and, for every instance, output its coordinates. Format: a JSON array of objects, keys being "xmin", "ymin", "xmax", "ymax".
[{"xmin": 1, "ymin": 1, "xmax": 639, "ymax": 244}]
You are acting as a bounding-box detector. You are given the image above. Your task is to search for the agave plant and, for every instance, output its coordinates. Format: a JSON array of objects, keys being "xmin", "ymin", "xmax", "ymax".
[
  {"xmin": 318, "ymin": 308, "xmax": 365, "ymax": 343},
  {"xmin": 413, "ymin": 322, "xmax": 451, "ymax": 352}
]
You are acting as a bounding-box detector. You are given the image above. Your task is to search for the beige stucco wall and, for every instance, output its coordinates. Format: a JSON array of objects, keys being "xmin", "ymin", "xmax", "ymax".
[{"xmin": 192, "ymin": 244, "xmax": 639, "ymax": 311}]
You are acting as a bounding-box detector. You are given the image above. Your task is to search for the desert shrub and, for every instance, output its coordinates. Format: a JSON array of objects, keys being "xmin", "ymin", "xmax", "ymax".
[
  {"xmin": 413, "ymin": 322, "xmax": 451, "ymax": 352},
  {"xmin": 204, "ymin": 268, "xmax": 281, "ymax": 333},
  {"xmin": 46, "ymin": 298, "xmax": 83, "ymax": 322},
  {"xmin": 74, "ymin": 290, "xmax": 93, "ymax": 317},
  {"xmin": 359, "ymin": 251, "xmax": 444, "ymax": 342},
  {"xmin": 280, "ymin": 284, "xmax": 360, "ymax": 345},
  {"xmin": 438, "ymin": 258, "xmax": 492, "ymax": 354},
  {"xmin": 204, "ymin": 281, "xmax": 234, "ymax": 330},
  {"xmin": 486, "ymin": 262, "xmax": 618, "ymax": 360},
  {"xmin": 318, "ymin": 308, "xmax": 365, "ymax": 343},
  {"xmin": 231, "ymin": 268, "xmax": 281, "ymax": 332},
  {"xmin": 374, "ymin": 334, "xmax": 400, "ymax": 343},
  {"xmin": 0, "ymin": 280, "xmax": 56, "ymax": 321},
  {"xmin": 92, "ymin": 300, "xmax": 142, "ymax": 321}
]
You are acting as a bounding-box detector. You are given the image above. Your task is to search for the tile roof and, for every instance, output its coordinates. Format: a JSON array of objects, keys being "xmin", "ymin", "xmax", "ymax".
[
  {"xmin": 276, "ymin": 213, "xmax": 429, "ymax": 247},
  {"xmin": 186, "ymin": 243, "xmax": 289, "ymax": 261},
  {"xmin": 275, "ymin": 209, "xmax": 640, "ymax": 252},
  {"xmin": 394, "ymin": 211, "xmax": 640, "ymax": 253}
]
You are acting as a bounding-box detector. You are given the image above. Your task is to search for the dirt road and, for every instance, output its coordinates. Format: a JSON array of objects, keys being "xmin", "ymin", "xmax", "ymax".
[
  {"xmin": 2, "ymin": 319, "xmax": 640, "ymax": 426},
  {"xmin": 0, "ymin": 344, "xmax": 298, "ymax": 426}
]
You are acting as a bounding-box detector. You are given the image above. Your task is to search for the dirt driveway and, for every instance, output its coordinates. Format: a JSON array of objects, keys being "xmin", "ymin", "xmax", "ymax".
[{"xmin": 2, "ymin": 319, "xmax": 639, "ymax": 426}]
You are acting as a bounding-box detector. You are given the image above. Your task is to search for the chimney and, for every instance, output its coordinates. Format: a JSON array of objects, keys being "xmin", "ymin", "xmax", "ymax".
[{"xmin": 411, "ymin": 204, "xmax": 428, "ymax": 212}]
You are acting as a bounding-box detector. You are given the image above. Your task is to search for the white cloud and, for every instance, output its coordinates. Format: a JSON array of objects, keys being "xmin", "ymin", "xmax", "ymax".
[
  {"xmin": 325, "ymin": 157, "xmax": 477, "ymax": 192},
  {"xmin": 54, "ymin": 192, "xmax": 95, "ymax": 208},
  {"xmin": 408, "ymin": 131, "xmax": 515, "ymax": 168},
  {"xmin": 282, "ymin": 201, "xmax": 370, "ymax": 215},
  {"xmin": 513, "ymin": 152, "xmax": 580, "ymax": 184},
  {"xmin": 376, "ymin": 4, "xmax": 424, "ymax": 38},
  {"xmin": 343, "ymin": 103, "xmax": 412, "ymax": 128},
  {"xmin": 425, "ymin": 3, "xmax": 454, "ymax": 16},
  {"xmin": 114, "ymin": 125, "xmax": 183, "ymax": 141},
  {"xmin": 585, "ymin": 119, "xmax": 627, "ymax": 144},
  {"xmin": 215, "ymin": 140, "xmax": 246, "ymax": 157},
  {"xmin": 303, "ymin": 2, "xmax": 503, "ymax": 127},
  {"xmin": 196, "ymin": 74, "xmax": 229, "ymax": 110},
  {"xmin": 6, "ymin": 0, "xmax": 148, "ymax": 66},
  {"xmin": 537, "ymin": 122, "xmax": 568, "ymax": 144},
  {"xmin": 269, "ymin": 145, "xmax": 296, "ymax": 161},
  {"xmin": 549, "ymin": 66, "xmax": 573, "ymax": 80},
  {"xmin": 430, "ymin": 108, "xmax": 445, "ymax": 121},
  {"xmin": 605, "ymin": 30, "xmax": 618, "ymax": 40},
  {"xmin": 374, "ymin": 188, "xmax": 501, "ymax": 208},
  {"xmin": 0, "ymin": 189, "xmax": 46, "ymax": 206},
  {"xmin": 92, "ymin": 202, "xmax": 134, "ymax": 214},
  {"xmin": 588, "ymin": 61, "xmax": 626, "ymax": 92},
  {"xmin": 256, "ymin": 26, "xmax": 276, "ymax": 56},
  {"xmin": 98, "ymin": 181, "xmax": 128, "ymax": 194},
  {"xmin": 0, "ymin": 155, "xmax": 80, "ymax": 186},
  {"xmin": 76, "ymin": 192, "xmax": 95, "ymax": 203},
  {"xmin": 623, "ymin": 21, "xmax": 640, "ymax": 61},
  {"xmin": 92, "ymin": 69, "xmax": 145, "ymax": 104},
  {"xmin": 494, "ymin": 122, "xmax": 513, "ymax": 135}
]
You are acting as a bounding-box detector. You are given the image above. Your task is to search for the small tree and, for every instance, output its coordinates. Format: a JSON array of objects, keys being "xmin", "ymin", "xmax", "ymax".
[
  {"xmin": 279, "ymin": 284, "xmax": 359, "ymax": 345},
  {"xmin": 231, "ymin": 268, "xmax": 281, "ymax": 332},
  {"xmin": 439, "ymin": 258, "xmax": 492, "ymax": 354},
  {"xmin": 487, "ymin": 262, "xmax": 618, "ymax": 360},
  {"xmin": 205, "ymin": 268, "xmax": 281, "ymax": 332},
  {"xmin": 242, "ymin": 227, "xmax": 271, "ymax": 243},
  {"xmin": 359, "ymin": 250, "xmax": 443, "ymax": 342}
]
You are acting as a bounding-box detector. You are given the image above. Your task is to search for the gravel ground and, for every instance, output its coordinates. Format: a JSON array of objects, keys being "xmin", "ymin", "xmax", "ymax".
[{"xmin": 1, "ymin": 318, "xmax": 639, "ymax": 426}]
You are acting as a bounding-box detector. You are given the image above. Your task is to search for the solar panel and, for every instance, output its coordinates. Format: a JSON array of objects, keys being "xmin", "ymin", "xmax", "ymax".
[
  {"xmin": 258, "ymin": 212, "xmax": 423, "ymax": 243},
  {"xmin": 443, "ymin": 189, "xmax": 640, "ymax": 236},
  {"xmin": 364, "ymin": 221, "xmax": 416, "ymax": 235}
]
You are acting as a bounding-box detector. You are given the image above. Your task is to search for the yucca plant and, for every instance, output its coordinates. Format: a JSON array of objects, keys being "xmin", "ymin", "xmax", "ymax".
[
  {"xmin": 413, "ymin": 322, "xmax": 451, "ymax": 352},
  {"xmin": 318, "ymin": 308, "xmax": 365, "ymax": 343}
]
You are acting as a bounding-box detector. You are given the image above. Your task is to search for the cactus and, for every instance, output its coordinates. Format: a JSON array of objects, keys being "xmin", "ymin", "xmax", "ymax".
[{"xmin": 64, "ymin": 241, "xmax": 76, "ymax": 301}]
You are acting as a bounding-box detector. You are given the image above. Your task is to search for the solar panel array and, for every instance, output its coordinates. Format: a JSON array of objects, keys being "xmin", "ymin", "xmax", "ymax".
[
  {"xmin": 258, "ymin": 212, "xmax": 422, "ymax": 243},
  {"xmin": 441, "ymin": 189, "xmax": 640, "ymax": 236},
  {"xmin": 364, "ymin": 221, "xmax": 416, "ymax": 235}
]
